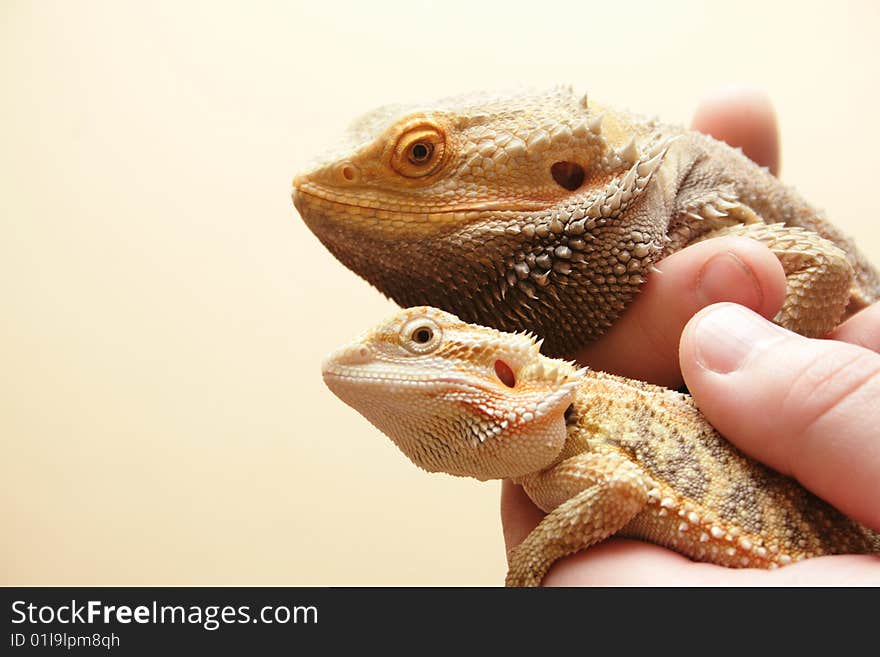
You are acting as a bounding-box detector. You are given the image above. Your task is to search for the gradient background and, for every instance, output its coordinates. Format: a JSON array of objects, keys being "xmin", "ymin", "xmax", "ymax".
[{"xmin": 3, "ymin": 1, "xmax": 879, "ymax": 585}]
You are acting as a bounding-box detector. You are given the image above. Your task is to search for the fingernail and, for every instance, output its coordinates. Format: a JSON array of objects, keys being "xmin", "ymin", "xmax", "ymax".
[
  {"xmin": 696, "ymin": 251, "xmax": 763, "ymax": 310},
  {"xmin": 694, "ymin": 304, "xmax": 785, "ymax": 373}
]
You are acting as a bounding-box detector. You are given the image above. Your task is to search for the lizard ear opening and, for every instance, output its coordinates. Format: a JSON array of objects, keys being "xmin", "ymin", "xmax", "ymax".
[
  {"xmin": 494, "ymin": 359, "xmax": 516, "ymax": 387},
  {"xmin": 550, "ymin": 161, "xmax": 585, "ymax": 191}
]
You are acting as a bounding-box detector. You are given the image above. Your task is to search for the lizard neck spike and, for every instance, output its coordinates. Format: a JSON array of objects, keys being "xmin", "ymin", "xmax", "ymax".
[
  {"xmin": 588, "ymin": 113, "xmax": 604, "ymax": 134},
  {"xmin": 579, "ymin": 92, "xmax": 589, "ymax": 109},
  {"xmin": 618, "ymin": 138, "xmax": 640, "ymax": 165},
  {"xmin": 620, "ymin": 164, "xmax": 638, "ymax": 193},
  {"xmin": 637, "ymin": 149, "xmax": 665, "ymax": 177}
]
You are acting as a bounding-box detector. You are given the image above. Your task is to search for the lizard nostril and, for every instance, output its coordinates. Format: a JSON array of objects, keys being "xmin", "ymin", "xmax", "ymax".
[
  {"xmin": 341, "ymin": 164, "xmax": 356, "ymax": 182},
  {"xmin": 550, "ymin": 161, "xmax": 585, "ymax": 191}
]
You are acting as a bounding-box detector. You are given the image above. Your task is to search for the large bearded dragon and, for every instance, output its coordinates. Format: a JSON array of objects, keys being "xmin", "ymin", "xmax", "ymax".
[
  {"xmin": 322, "ymin": 306, "xmax": 880, "ymax": 586},
  {"xmin": 294, "ymin": 87, "xmax": 880, "ymax": 356}
]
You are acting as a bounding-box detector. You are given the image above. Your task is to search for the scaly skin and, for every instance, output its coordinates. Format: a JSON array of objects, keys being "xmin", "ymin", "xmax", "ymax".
[
  {"xmin": 294, "ymin": 86, "xmax": 880, "ymax": 356},
  {"xmin": 322, "ymin": 306, "xmax": 880, "ymax": 586}
]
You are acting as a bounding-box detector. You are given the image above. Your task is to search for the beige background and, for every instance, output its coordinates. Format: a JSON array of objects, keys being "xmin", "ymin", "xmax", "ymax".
[{"xmin": 2, "ymin": 0, "xmax": 879, "ymax": 585}]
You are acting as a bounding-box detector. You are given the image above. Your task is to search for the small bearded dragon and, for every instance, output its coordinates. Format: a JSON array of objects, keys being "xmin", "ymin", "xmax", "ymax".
[
  {"xmin": 322, "ymin": 306, "xmax": 880, "ymax": 586},
  {"xmin": 294, "ymin": 87, "xmax": 880, "ymax": 356}
]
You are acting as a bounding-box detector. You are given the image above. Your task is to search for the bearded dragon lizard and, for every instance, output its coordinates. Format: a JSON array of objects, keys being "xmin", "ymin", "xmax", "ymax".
[
  {"xmin": 294, "ymin": 87, "xmax": 880, "ymax": 356},
  {"xmin": 322, "ymin": 306, "xmax": 880, "ymax": 586}
]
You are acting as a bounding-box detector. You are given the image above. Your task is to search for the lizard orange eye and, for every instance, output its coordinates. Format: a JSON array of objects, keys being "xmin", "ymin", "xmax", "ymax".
[
  {"xmin": 408, "ymin": 142, "xmax": 433, "ymax": 164},
  {"xmin": 391, "ymin": 125, "xmax": 445, "ymax": 178}
]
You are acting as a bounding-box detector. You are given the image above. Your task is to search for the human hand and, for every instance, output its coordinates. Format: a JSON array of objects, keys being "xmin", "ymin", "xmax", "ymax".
[{"xmin": 501, "ymin": 89, "xmax": 880, "ymax": 584}]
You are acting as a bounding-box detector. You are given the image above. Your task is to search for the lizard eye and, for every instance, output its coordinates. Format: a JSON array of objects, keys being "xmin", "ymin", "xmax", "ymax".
[
  {"xmin": 391, "ymin": 125, "xmax": 445, "ymax": 178},
  {"xmin": 408, "ymin": 142, "xmax": 433, "ymax": 164},
  {"xmin": 413, "ymin": 327, "xmax": 433, "ymax": 343},
  {"xmin": 400, "ymin": 317, "xmax": 442, "ymax": 354}
]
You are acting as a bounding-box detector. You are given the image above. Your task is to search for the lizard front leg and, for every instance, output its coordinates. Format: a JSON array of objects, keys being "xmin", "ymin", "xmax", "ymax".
[
  {"xmin": 693, "ymin": 222, "xmax": 853, "ymax": 337},
  {"xmin": 507, "ymin": 451, "xmax": 649, "ymax": 587}
]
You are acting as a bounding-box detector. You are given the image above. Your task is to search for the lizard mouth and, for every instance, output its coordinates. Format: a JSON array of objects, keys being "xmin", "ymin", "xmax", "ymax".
[
  {"xmin": 322, "ymin": 366, "xmax": 529, "ymax": 410},
  {"xmin": 292, "ymin": 181, "xmax": 549, "ymax": 218},
  {"xmin": 322, "ymin": 368, "xmax": 495, "ymax": 395}
]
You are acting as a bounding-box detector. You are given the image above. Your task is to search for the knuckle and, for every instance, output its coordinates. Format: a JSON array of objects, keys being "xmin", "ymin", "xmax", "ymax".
[{"xmin": 781, "ymin": 346, "xmax": 880, "ymax": 441}]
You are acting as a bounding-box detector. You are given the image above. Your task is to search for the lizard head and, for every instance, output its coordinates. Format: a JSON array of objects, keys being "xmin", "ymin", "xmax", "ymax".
[
  {"xmin": 294, "ymin": 86, "xmax": 675, "ymax": 355},
  {"xmin": 293, "ymin": 86, "xmax": 618, "ymax": 227},
  {"xmin": 322, "ymin": 306, "xmax": 583, "ymax": 481}
]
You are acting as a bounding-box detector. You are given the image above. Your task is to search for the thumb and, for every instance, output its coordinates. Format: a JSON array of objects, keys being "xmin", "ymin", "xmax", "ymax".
[{"xmin": 679, "ymin": 303, "xmax": 880, "ymax": 531}]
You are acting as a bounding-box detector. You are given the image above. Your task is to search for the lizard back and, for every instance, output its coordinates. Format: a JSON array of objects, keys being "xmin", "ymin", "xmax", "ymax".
[{"xmin": 555, "ymin": 371, "xmax": 880, "ymax": 565}]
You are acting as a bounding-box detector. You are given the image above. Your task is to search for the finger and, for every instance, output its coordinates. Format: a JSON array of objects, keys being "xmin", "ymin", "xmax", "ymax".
[
  {"xmin": 574, "ymin": 237, "xmax": 785, "ymax": 389},
  {"xmin": 680, "ymin": 303, "xmax": 880, "ymax": 530},
  {"xmin": 542, "ymin": 539, "xmax": 880, "ymax": 586},
  {"xmin": 828, "ymin": 301, "xmax": 880, "ymax": 352},
  {"xmin": 691, "ymin": 86, "xmax": 780, "ymax": 175},
  {"xmin": 500, "ymin": 480, "xmax": 544, "ymax": 553}
]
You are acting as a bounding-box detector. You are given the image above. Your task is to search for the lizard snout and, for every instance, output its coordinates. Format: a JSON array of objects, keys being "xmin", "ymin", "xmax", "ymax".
[{"xmin": 321, "ymin": 343, "xmax": 373, "ymax": 374}]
